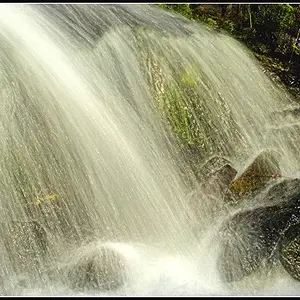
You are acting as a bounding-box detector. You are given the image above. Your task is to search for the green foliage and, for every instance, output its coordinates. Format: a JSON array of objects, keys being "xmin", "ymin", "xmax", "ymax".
[
  {"xmin": 160, "ymin": 4, "xmax": 300, "ymax": 97},
  {"xmin": 158, "ymin": 4, "xmax": 193, "ymax": 20},
  {"xmin": 155, "ymin": 3, "xmax": 300, "ymax": 148},
  {"xmin": 251, "ymin": 5, "xmax": 295, "ymax": 53},
  {"xmin": 292, "ymin": 42, "xmax": 300, "ymax": 55},
  {"xmin": 222, "ymin": 20, "xmax": 235, "ymax": 33},
  {"xmin": 258, "ymin": 43, "xmax": 269, "ymax": 54},
  {"xmin": 254, "ymin": 4, "xmax": 295, "ymax": 32},
  {"xmin": 205, "ymin": 17, "xmax": 218, "ymax": 28}
]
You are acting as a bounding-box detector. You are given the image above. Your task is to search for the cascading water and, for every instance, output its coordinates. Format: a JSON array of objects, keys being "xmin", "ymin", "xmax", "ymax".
[{"xmin": 0, "ymin": 3, "xmax": 300, "ymax": 296}]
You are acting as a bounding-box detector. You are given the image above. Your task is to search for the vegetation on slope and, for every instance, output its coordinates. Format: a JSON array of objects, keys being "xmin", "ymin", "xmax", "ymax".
[{"xmin": 159, "ymin": 4, "xmax": 300, "ymax": 99}]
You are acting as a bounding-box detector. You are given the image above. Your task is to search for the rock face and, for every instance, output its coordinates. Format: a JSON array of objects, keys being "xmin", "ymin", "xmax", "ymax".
[
  {"xmin": 263, "ymin": 178, "xmax": 300, "ymax": 205},
  {"xmin": 66, "ymin": 242, "xmax": 127, "ymax": 292},
  {"xmin": 269, "ymin": 107, "xmax": 300, "ymax": 126},
  {"xmin": 187, "ymin": 156, "xmax": 237, "ymax": 231},
  {"xmin": 225, "ymin": 150, "xmax": 281, "ymax": 204},
  {"xmin": 197, "ymin": 156, "xmax": 237, "ymax": 197},
  {"xmin": 217, "ymin": 196, "xmax": 300, "ymax": 283},
  {"xmin": 189, "ymin": 150, "xmax": 300, "ymax": 284},
  {"xmin": 0, "ymin": 221, "xmax": 48, "ymax": 275},
  {"xmin": 279, "ymin": 220, "xmax": 300, "ymax": 282}
]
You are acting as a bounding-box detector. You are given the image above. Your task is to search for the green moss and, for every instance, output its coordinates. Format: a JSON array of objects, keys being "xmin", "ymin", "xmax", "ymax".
[
  {"xmin": 133, "ymin": 28, "xmax": 246, "ymax": 159},
  {"xmin": 160, "ymin": 87, "xmax": 202, "ymax": 147},
  {"xmin": 180, "ymin": 66, "xmax": 199, "ymax": 87}
]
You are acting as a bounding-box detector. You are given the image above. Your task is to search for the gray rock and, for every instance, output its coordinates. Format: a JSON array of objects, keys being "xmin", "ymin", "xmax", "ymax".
[
  {"xmin": 66, "ymin": 242, "xmax": 127, "ymax": 292},
  {"xmin": 279, "ymin": 220, "xmax": 300, "ymax": 282},
  {"xmin": 196, "ymin": 156, "xmax": 237, "ymax": 197},
  {"xmin": 217, "ymin": 202, "xmax": 298, "ymax": 282},
  {"xmin": 187, "ymin": 156, "xmax": 237, "ymax": 232},
  {"xmin": 263, "ymin": 178, "xmax": 300, "ymax": 205}
]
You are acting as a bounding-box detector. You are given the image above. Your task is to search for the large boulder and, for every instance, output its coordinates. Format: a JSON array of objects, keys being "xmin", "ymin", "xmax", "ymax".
[
  {"xmin": 279, "ymin": 220, "xmax": 300, "ymax": 282},
  {"xmin": 224, "ymin": 150, "xmax": 281, "ymax": 204},
  {"xmin": 218, "ymin": 176, "xmax": 300, "ymax": 283},
  {"xmin": 65, "ymin": 242, "xmax": 127, "ymax": 292},
  {"xmin": 217, "ymin": 201, "xmax": 298, "ymax": 282}
]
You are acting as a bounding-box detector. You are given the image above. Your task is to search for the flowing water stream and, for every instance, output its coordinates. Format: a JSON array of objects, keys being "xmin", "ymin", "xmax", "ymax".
[{"xmin": 0, "ymin": 4, "xmax": 300, "ymax": 296}]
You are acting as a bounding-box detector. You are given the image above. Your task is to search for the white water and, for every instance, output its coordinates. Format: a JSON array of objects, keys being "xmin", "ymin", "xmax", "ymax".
[{"xmin": 0, "ymin": 4, "xmax": 300, "ymax": 296}]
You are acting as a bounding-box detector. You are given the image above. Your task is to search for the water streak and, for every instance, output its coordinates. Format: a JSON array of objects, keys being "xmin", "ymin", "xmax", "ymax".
[{"xmin": 0, "ymin": 4, "xmax": 299, "ymax": 296}]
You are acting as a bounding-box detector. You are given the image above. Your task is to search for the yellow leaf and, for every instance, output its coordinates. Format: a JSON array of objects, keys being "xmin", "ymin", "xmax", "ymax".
[
  {"xmin": 44, "ymin": 193, "xmax": 59, "ymax": 201},
  {"xmin": 34, "ymin": 193, "xmax": 59, "ymax": 206}
]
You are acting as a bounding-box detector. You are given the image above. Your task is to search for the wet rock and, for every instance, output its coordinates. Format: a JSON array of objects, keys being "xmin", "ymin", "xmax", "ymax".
[
  {"xmin": 279, "ymin": 220, "xmax": 300, "ymax": 282},
  {"xmin": 225, "ymin": 150, "xmax": 281, "ymax": 204},
  {"xmin": 199, "ymin": 156, "xmax": 237, "ymax": 182},
  {"xmin": 202, "ymin": 164, "xmax": 237, "ymax": 195},
  {"xmin": 187, "ymin": 156, "xmax": 237, "ymax": 231},
  {"xmin": 66, "ymin": 242, "xmax": 127, "ymax": 292},
  {"xmin": 38, "ymin": 5, "xmax": 192, "ymax": 50},
  {"xmin": 25, "ymin": 188, "xmax": 95, "ymax": 245},
  {"xmin": 263, "ymin": 178, "xmax": 300, "ymax": 205},
  {"xmin": 217, "ymin": 203, "xmax": 297, "ymax": 282},
  {"xmin": 269, "ymin": 107, "xmax": 300, "ymax": 126},
  {"xmin": 218, "ymin": 176, "xmax": 300, "ymax": 282},
  {"xmin": 268, "ymin": 124, "xmax": 300, "ymax": 160},
  {"xmin": 0, "ymin": 221, "xmax": 49, "ymax": 295},
  {"xmin": 0, "ymin": 221, "xmax": 48, "ymax": 274},
  {"xmin": 196, "ymin": 156, "xmax": 237, "ymax": 196}
]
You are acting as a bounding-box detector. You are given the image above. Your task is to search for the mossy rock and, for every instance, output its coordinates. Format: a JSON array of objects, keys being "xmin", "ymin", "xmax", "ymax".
[
  {"xmin": 134, "ymin": 30, "xmax": 245, "ymax": 158},
  {"xmin": 66, "ymin": 243, "xmax": 127, "ymax": 292},
  {"xmin": 225, "ymin": 150, "xmax": 281, "ymax": 203}
]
